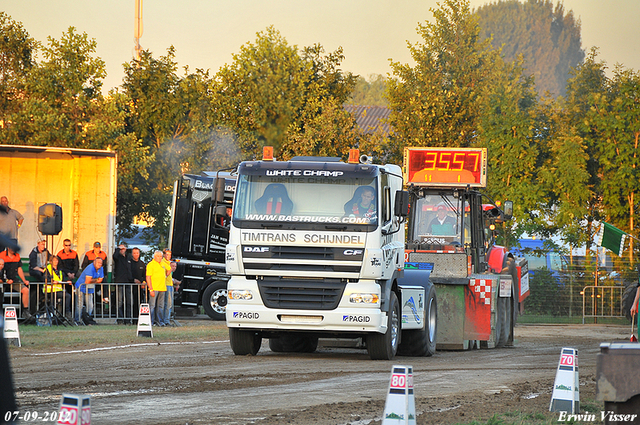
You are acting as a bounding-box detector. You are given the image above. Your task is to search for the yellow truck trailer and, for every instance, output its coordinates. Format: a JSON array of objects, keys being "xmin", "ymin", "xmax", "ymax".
[{"xmin": 0, "ymin": 145, "xmax": 117, "ymax": 273}]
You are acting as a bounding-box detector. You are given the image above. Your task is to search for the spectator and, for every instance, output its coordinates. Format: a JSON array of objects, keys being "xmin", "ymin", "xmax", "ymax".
[
  {"xmin": 0, "ymin": 258, "xmax": 5, "ymax": 310},
  {"xmin": 28, "ymin": 240, "xmax": 50, "ymax": 281},
  {"xmin": 0, "ymin": 247, "xmax": 31, "ymax": 319},
  {"xmin": 0, "ymin": 197, "xmax": 23, "ymax": 245},
  {"xmin": 75, "ymin": 257, "xmax": 104, "ymax": 325},
  {"xmin": 162, "ymin": 249, "xmax": 175, "ymax": 326},
  {"xmin": 113, "ymin": 243, "xmax": 133, "ymax": 324},
  {"xmin": 130, "ymin": 247, "xmax": 147, "ymax": 312},
  {"xmin": 146, "ymin": 250, "xmax": 168, "ymax": 326},
  {"xmin": 81, "ymin": 241, "xmax": 107, "ymax": 270},
  {"xmin": 44, "ymin": 255, "xmax": 72, "ymax": 317},
  {"xmin": 57, "ymin": 239, "xmax": 79, "ymax": 281}
]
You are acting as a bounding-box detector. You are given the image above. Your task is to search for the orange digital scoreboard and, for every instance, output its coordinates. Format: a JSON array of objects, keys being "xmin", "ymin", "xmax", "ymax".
[{"xmin": 403, "ymin": 147, "xmax": 487, "ymax": 188}]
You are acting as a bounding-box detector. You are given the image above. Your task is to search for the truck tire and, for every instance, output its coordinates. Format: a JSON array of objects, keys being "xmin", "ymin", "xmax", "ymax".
[
  {"xmin": 269, "ymin": 334, "xmax": 319, "ymax": 353},
  {"xmin": 202, "ymin": 281, "xmax": 227, "ymax": 321},
  {"xmin": 229, "ymin": 328, "xmax": 262, "ymax": 355},
  {"xmin": 367, "ymin": 291, "xmax": 400, "ymax": 360},
  {"xmin": 495, "ymin": 295, "xmax": 512, "ymax": 348},
  {"xmin": 398, "ymin": 285, "xmax": 437, "ymax": 357}
]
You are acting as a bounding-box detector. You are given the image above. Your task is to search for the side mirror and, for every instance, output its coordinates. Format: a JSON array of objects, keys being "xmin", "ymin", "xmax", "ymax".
[
  {"xmin": 394, "ymin": 190, "xmax": 410, "ymax": 217},
  {"xmin": 214, "ymin": 177, "xmax": 226, "ymax": 203},
  {"xmin": 502, "ymin": 200, "xmax": 513, "ymax": 221}
]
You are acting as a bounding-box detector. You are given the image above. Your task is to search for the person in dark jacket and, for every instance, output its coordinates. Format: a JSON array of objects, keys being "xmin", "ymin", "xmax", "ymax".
[
  {"xmin": 57, "ymin": 239, "xmax": 79, "ymax": 281},
  {"xmin": 129, "ymin": 247, "xmax": 147, "ymax": 316},
  {"xmin": 28, "ymin": 240, "xmax": 50, "ymax": 281},
  {"xmin": 113, "ymin": 243, "xmax": 134, "ymax": 324}
]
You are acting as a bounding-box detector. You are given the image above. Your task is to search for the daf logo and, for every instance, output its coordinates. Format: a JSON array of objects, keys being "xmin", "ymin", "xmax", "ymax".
[
  {"xmin": 343, "ymin": 249, "xmax": 363, "ymax": 256},
  {"xmin": 244, "ymin": 246, "xmax": 270, "ymax": 253}
]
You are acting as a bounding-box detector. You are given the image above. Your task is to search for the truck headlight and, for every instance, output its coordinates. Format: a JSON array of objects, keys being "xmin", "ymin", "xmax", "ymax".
[
  {"xmin": 228, "ymin": 289, "xmax": 253, "ymax": 300},
  {"xmin": 349, "ymin": 293, "xmax": 379, "ymax": 304}
]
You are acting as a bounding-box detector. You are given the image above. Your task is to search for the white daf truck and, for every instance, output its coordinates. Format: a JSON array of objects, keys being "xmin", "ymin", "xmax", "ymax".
[{"xmin": 225, "ymin": 150, "xmax": 437, "ymax": 360}]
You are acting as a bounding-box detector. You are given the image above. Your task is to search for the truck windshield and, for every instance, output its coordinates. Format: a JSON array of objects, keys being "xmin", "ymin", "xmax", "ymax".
[
  {"xmin": 233, "ymin": 165, "xmax": 379, "ymax": 231},
  {"xmin": 410, "ymin": 193, "xmax": 462, "ymax": 245}
]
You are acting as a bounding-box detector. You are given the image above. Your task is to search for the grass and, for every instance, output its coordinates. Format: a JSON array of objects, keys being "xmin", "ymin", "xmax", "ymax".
[
  {"xmin": 9, "ymin": 319, "xmax": 229, "ymax": 350},
  {"xmin": 455, "ymin": 407, "xmax": 604, "ymax": 425},
  {"xmin": 518, "ymin": 314, "xmax": 629, "ymax": 326}
]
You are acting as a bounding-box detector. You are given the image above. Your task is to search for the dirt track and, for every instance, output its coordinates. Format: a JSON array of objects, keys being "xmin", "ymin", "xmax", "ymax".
[{"xmin": 8, "ymin": 322, "xmax": 627, "ymax": 424}]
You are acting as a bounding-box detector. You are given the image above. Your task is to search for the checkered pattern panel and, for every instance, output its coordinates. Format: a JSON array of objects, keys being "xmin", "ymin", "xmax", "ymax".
[{"xmin": 470, "ymin": 279, "xmax": 491, "ymax": 305}]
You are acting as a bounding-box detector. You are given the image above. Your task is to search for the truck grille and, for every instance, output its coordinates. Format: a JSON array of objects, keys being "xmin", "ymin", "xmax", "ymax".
[
  {"xmin": 242, "ymin": 245, "xmax": 362, "ymax": 275},
  {"xmin": 257, "ymin": 278, "xmax": 346, "ymax": 310}
]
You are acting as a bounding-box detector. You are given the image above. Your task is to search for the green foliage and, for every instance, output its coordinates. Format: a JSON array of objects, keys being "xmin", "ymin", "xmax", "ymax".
[
  {"xmin": 347, "ymin": 74, "xmax": 388, "ymax": 107},
  {"xmin": 475, "ymin": 0, "xmax": 584, "ymax": 97},
  {"xmin": 121, "ymin": 48, "xmax": 235, "ymax": 242},
  {"xmin": 213, "ymin": 26, "xmax": 357, "ymax": 159},
  {"xmin": 0, "ymin": 27, "xmax": 108, "ymax": 148},
  {"xmin": 525, "ymin": 269, "xmax": 563, "ymax": 315},
  {"xmin": 0, "ymin": 12, "xmax": 36, "ymax": 122},
  {"xmin": 388, "ymin": 0, "xmax": 501, "ymax": 152},
  {"xmin": 564, "ymin": 48, "xmax": 640, "ymax": 260}
]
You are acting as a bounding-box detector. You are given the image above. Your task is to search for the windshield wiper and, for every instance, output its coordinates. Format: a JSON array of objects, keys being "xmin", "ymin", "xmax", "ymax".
[
  {"xmin": 325, "ymin": 225, "xmax": 347, "ymax": 231},
  {"xmin": 260, "ymin": 223, "xmax": 283, "ymax": 229}
]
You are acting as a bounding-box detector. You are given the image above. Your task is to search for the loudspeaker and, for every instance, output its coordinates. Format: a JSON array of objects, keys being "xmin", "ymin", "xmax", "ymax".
[{"xmin": 38, "ymin": 203, "xmax": 63, "ymax": 235}]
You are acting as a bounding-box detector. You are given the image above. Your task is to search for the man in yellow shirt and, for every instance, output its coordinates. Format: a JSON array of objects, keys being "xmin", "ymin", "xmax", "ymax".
[
  {"xmin": 162, "ymin": 249, "xmax": 174, "ymax": 326},
  {"xmin": 146, "ymin": 250, "xmax": 169, "ymax": 326}
]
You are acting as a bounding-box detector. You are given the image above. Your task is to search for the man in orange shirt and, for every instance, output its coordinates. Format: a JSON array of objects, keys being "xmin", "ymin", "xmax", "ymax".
[
  {"xmin": 0, "ymin": 247, "xmax": 31, "ymax": 318},
  {"xmin": 57, "ymin": 238, "xmax": 79, "ymax": 281},
  {"xmin": 81, "ymin": 241, "xmax": 107, "ymax": 270}
]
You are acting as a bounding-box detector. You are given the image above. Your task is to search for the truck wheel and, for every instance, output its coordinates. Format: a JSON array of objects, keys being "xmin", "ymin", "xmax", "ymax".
[
  {"xmin": 269, "ymin": 334, "xmax": 319, "ymax": 353},
  {"xmin": 367, "ymin": 291, "xmax": 400, "ymax": 360},
  {"xmin": 202, "ymin": 281, "xmax": 227, "ymax": 321},
  {"xmin": 398, "ymin": 285, "xmax": 437, "ymax": 357},
  {"xmin": 495, "ymin": 295, "xmax": 512, "ymax": 348},
  {"xmin": 229, "ymin": 328, "xmax": 261, "ymax": 355}
]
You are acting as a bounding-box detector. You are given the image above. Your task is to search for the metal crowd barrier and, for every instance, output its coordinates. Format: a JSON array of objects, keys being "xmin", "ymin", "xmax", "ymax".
[
  {"xmin": 5, "ymin": 282, "xmax": 177, "ymax": 326},
  {"xmin": 582, "ymin": 285, "xmax": 625, "ymax": 324}
]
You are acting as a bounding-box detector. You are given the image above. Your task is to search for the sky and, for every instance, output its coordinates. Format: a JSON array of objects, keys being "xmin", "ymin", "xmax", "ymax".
[{"xmin": 2, "ymin": 0, "xmax": 639, "ymax": 92}]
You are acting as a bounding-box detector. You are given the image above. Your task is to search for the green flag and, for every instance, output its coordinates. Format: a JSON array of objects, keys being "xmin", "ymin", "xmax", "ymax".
[{"xmin": 596, "ymin": 222, "xmax": 626, "ymax": 256}]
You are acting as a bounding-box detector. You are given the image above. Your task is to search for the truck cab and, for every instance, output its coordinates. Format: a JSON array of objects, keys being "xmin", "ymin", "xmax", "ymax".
[
  {"xmin": 402, "ymin": 147, "xmax": 527, "ymax": 349},
  {"xmin": 168, "ymin": 171, "xmax": 236, "ymax": 319},
  {"xmin": 225, "ymin": 151, "xmax": 423, "ymax": 359}
]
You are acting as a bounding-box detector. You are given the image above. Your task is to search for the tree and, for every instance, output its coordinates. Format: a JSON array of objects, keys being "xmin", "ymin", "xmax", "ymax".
[
  {"xmin": 281, "ymin": 97, "xmax": 362, "ymax": 159},
  {"xmin": 347, "ymin": 74, "xmax": 388, "ymax": 107},
  {"xmin": 588, "ymin": 67, "xmax": 640, "ymax": 262},
  {"xmin": 476, "ymin": 59, "xmax": 547, "ymax": 238},
  {"xmin": 121, "ymin": 48, "xmax": 233, "ymax": 242},
  {"xmin": 0, "ymin": 12, "xmax": 37, "ymax": 125},
  {"xmin": 213, "ymin": 26, "xmax": 357, "ymax": 159},
  {"xmin": 387, "ymin": 0, "xmax": 502, "ymax": 152},
  {"xmin": 0, "ymin": 27, "xmax": 107, "ymax": 147},
  {"xmin": 475, "ymin": 0, "xmax": 584, "ymax": 97}
]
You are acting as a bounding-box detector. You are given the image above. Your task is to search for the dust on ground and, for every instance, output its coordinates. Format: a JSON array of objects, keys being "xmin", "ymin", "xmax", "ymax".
[{"xmin": 8, "ymin": 322, "xmax": 626, "ymax": 424}]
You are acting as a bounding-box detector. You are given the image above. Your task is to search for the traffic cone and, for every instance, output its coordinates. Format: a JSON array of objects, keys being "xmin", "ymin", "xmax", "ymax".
[
  {"xmin": 382, "ymin": 365, "xmax": 416, "ymax": 425},
  {"xmin": 549, "ymin": 347, "xmax": 579, "ymax": 414},
  {"xmin": 3, "ymin": 307, "xmax": 21, "ymax": 347},
  {"xmin": 57, "ymin": 393, "xmax": 90, "ymax": 425},
  {"xmin": 136, "ymin": 303, "xmax": 153, "ymax": 338}
]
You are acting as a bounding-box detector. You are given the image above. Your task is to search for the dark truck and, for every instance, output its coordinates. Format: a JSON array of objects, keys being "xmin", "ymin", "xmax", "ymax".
[{"xmin": 168, "ymin": 171, "xmax": 236, "ymax": 319}]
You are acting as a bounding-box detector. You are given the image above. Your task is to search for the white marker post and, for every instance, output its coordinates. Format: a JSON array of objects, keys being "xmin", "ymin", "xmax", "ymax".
[
  {"xmin": 382, "ymin": 365, "xmax": 416, "ymax": 425},
  {"xmin": 136, "ymin": 303, "xmax": 153, "ymax": 337},
  {"xmin": 3, "ymin": 307, "xmax": 21, "ymax": 347},
  {"xmin": 57, "ymin": 393, "xmax": 90, "ymax": 425},
  {"xmin": 550, "ymin": 347, "xmax": 580, "ymax": 414}
]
